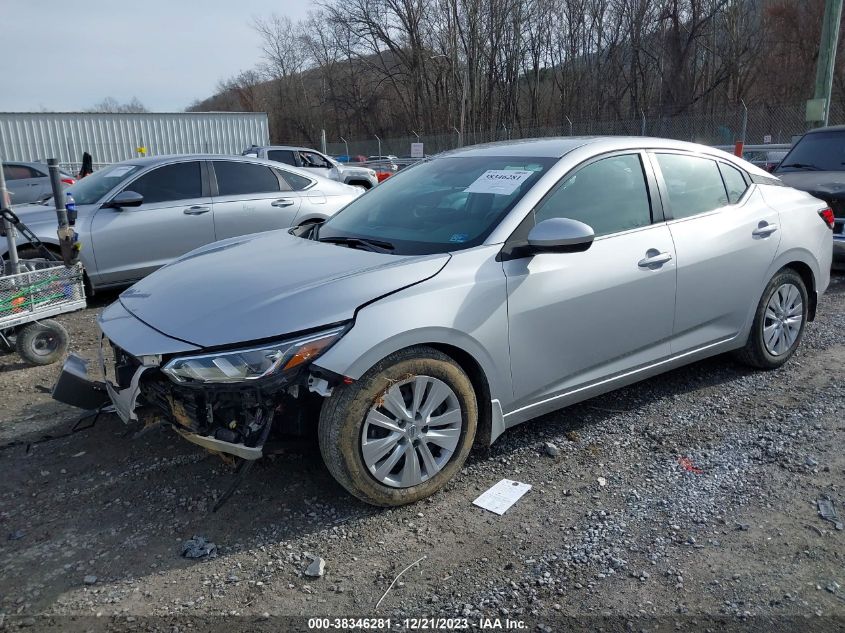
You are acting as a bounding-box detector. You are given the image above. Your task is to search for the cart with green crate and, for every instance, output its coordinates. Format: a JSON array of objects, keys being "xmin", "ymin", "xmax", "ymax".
[
  {"xmin": 1, "ymin": 157, "xmax": 86, "ymax": 365},
  {"xmin": 0, "ymin": 260, "xmax": 86, "ymax": 365}
]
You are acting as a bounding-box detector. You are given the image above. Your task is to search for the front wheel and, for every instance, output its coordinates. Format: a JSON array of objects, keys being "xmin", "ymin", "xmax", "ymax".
[
  {"xmin": 734, "ymin": 269, "xmax": 808, "ymax": 370},
  {"xmin": 318, "ymin": 346, "xmax": 477, "ymax": 506},
  {"xmin": 16, "ymin": 319, "xmax": 69, "ymax": 365}
]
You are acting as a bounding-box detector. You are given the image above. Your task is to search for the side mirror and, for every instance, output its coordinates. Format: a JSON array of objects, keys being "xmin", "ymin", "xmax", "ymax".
[
  {"xmin": 526, "ymin": 218, "xmax": 595, "ymax": 254},
  {"xmin": 105, "ymin": 190, "xmax": 143, "ymax": 209}
]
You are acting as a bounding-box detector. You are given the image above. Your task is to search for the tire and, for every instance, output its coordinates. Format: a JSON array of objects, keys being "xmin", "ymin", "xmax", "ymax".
[
  {"xmin": 734, "ymin": 268, "xmax": 808, "ymax": 370},
  {"xmin": 16, "ymin": 319, "xmax": 69, "ymax": 366},
  {"xmin": 318, "ymin": 346, "xmax": 477, "ymax": 506}
]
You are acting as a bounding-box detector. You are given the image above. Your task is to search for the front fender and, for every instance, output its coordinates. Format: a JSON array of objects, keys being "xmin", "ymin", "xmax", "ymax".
[{"xmin": 313, "ymin": 245, "xmax": 512, "ymax": 407}]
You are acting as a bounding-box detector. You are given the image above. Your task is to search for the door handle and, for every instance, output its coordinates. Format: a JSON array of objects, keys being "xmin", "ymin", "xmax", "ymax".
[
  {"xmin": 752, "ymin": 222, "xmax": 779, "ymax": 237},
  {"xmin": 271, "ymin": 198, "xmax": 295, "ymax": 208},
  {"xmin": 638, "ymin": 250, "xmax": 673, "ymax": 268},
  {"xmin": 183, "ymin": 206, "xmax": 210, "ymax": 215}
]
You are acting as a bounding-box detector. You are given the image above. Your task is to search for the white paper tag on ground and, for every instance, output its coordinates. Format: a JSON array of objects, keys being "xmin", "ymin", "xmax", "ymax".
[
  {"xmin": 464, "ymin": 170, "xmax": 533, "ymax": 195},
  {"xmin": 473, "ymin": 479, "xmax": 532, "ymax": 515}
]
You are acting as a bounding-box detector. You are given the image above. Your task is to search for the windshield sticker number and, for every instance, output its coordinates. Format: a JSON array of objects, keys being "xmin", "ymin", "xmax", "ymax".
[
  {"xmin": 449, "ymin": 233, "xmax": 469, "ymax": 243},
  {"xmin": 464, "ymin": 170, "xmax": 534, "ymax": 195},
  {"xmin": 105, "ymin": 166, "xmax": 135, "ymax": 178}
]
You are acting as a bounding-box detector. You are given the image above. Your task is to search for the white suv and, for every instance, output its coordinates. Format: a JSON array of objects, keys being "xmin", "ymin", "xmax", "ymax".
[{"xmin": 243, "ymin": 145, "xmax": 378, "ymax": 190}]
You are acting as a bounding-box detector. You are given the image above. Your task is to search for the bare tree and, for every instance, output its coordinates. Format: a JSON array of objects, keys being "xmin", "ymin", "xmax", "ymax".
[{"xmin": 87, "ymin": 97, "xmax": 149, "ymax": 113}]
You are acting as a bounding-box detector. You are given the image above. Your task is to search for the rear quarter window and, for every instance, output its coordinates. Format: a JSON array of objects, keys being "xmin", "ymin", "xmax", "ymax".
[
  {"xmin": 718, "ymin": 163, "xmax": 749, "ymax": 204},
  {"xmin": 277, "ymin": 170, "xmax": 313, "ymax": 191}
]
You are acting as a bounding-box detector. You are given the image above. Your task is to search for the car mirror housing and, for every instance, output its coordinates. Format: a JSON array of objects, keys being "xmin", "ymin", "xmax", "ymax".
[
  {"xmin": 105, "ymin": 190, "xmax": 144, "ymax": 209},
  {"xmin": 526, "ymin": 218, "xmax": 595, "ymax": 254}
]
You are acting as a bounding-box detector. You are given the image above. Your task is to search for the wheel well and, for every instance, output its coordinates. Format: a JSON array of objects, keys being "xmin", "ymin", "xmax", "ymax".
[
  {"xmin": 297, "ymin": 218, "xmax": 323, "ymax": 227},
  {"xmin": 4, "ymin": 242, "xmax": 60, "ymax": 257},
  {"xmin": 427, "ymin": 343, "xmax": 493, "ymax": 450},
  {"xmin": 783, "ymin": 261, "xmax": 816, "ymax": 321},
  {"xmin": 347, "ymin": 180, "xmax": 372, "ymax": 190}
]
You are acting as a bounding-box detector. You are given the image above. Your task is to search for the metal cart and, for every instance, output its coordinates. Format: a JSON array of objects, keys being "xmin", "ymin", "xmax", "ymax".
[
  {"xmin": 0, "ymin": 260, "xmax": 85, "ymax": 364},
  {"xmin": 1, "ymin": 157, "xmax": 86, "ymax": 365}
]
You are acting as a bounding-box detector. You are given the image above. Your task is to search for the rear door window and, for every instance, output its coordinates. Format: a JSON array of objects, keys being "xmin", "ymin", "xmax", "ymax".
[
  {"xmin": 213, "ymin": 161, "xmax": 283, "ymax": 196},
  {"xmin": 267, "ymin": 149, "xmax": 298, "ymax": 166},
  {"xmin": 125, "ymin": 162, "xmax": 202, "ymax": 204},
  {"xmin": 654, "ymin": 153, "xmax": 728, "ymax": 219}
]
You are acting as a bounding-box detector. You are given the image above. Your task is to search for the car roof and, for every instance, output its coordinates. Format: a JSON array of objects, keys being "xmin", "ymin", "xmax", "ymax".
[
  {"xmin": 445, "ymin": 136, "xmax": 765, "ymax": 158},
  {"xmin": 440, "ymin": 136, "xmax": 772, "ymax": 177},
  {"xmin": 114, "ymin": 153, "xmax": 332, "ymax": 183},
  {"xmin": 249, "ymin": 145, "xmax": 318, "ymax": 153},
  {"xmin": 804, "ymin": 125, "xmax": 845, "ymax": 134},
  {"xmin": 117, "ymin": 153, "xmax": 310, "ymax": 168},
  {"xmin": 5, "ymin": 160, "xmax": 49, "ymax": 169}
]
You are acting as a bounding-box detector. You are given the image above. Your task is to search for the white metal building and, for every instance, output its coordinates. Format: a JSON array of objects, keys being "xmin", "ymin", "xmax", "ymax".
[{"xmin": 0, "ymin": 112, "xmax": 269, "ymax": 170}]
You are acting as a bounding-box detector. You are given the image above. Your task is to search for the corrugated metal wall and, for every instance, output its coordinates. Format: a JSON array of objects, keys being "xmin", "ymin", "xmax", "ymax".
[{"xmin": 0, "ymin": 112, "xmax": 269, "ymax": 168}]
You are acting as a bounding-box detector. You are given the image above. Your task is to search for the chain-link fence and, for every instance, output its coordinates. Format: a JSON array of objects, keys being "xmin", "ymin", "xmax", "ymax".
[{"xmin": 327, "ymin": 101, "xmax": 845, "ymax": 158}]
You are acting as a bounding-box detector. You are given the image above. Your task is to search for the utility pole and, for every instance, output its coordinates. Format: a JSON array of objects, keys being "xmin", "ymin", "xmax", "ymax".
[{"xmin": 809, "ymin": 0, "xmax": 843, "ymax": 127}]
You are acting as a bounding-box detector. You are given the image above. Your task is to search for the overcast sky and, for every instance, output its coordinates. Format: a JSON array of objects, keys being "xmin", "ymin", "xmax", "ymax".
[{"xmin": 1, "ymin": 0, "xmax": 311, "ymax": 112}]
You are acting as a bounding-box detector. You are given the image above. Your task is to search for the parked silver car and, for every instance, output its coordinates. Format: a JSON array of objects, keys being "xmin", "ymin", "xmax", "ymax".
[
  {"xmin": 1, "ymin": 155, "xmax": 362, "ymax": 290},
  {"xmin": 2, "ymin": 161, "xmax": 75, "ymax": 205},
  {"xmin": 54, "ymin": 137, "xmax": 832, "ymax": 507}
]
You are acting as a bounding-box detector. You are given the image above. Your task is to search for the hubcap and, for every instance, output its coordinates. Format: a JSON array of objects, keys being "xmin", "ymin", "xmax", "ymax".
[
  {"xmin": 31, "ymin": 331, "xmax": 60, "ymax": 357},
  {"xmin": 361, "ymin": 375, "xmax": 462, "ymax": 488},
  {"xmin": 763, "ymin": 283, "xmax": 803, "ymax": 357}
]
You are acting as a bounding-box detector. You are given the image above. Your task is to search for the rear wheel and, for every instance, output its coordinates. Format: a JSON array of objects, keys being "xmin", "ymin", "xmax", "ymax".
[
  {"xmin": 735, "ymin": 269, "xmax": 808, "ymax": 369},
  {"xmin": 318, "ymin": 346, "xmax": 477, "ymax": 506},
  {"xmin": 16, "ymin": 319, "xmax": 69, "ymax": 366}
]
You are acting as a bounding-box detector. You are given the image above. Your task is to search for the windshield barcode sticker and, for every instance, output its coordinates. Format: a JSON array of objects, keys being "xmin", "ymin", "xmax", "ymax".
[{"xmin": 464, "ymin": 170, "xmax": 534, "ymax": 195}]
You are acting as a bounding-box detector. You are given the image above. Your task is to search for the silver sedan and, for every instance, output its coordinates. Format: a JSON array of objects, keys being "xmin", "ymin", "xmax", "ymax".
[
  {"xmin": 1, "ymin": 155, "xmax": 362, "ymax": 290},
  {"xmin": 54, "ymin": 137, "xmax": 833, "ymax": 506}
]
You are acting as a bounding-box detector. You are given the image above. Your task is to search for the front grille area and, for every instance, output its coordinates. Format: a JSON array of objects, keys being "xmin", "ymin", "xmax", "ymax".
[{"xmin": 140, "ymin": 376, "xmax": 207, "ymax": 434}]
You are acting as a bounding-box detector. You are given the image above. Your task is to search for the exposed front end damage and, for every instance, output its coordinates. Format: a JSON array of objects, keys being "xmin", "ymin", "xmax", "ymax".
[{"xmin": 54, "ymin": 332, "xmax": 341, "ymax": 465}]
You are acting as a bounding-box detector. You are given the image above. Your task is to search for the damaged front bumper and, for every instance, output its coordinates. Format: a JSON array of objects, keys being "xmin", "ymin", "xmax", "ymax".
[
  {"xmin": 52, "ymin": 341, "xmax": 305, "ymax": 461},
  {"xmin": 52, "ymin": 300, "xmax": 336, "ymax": 460}
]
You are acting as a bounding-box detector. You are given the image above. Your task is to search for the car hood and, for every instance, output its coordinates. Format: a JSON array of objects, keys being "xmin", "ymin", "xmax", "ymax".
[
  {"xmin": 9, "ymin": 202, "xmax": 96, "ymax": 222},
  {"xmin": 338, "ymin": 165, "xmax": 374, "ymax": 177},
  {"xmin": 117, "ymin": 230, "xmax": 449, "ymax": 349},
  {"xmin": 776, "ymin": 171, "xmax": 845, "ymax": 208}
]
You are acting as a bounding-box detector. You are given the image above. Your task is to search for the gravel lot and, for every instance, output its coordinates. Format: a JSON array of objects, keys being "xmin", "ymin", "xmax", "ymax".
[{"xmin": 1, "ymin": 274, "xmax": 844, "ymax": 632}]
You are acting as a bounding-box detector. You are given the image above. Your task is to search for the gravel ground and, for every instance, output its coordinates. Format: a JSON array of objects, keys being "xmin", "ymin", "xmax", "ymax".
[{"xmin": 0, "ymin": 274, "xmax": 843, "ymax": 632}]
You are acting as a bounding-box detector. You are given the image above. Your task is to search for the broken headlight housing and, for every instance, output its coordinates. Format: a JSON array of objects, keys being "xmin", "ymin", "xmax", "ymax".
[{"xmin": 161, "ymin": 326, "xmax": 345, "ymax": 384}]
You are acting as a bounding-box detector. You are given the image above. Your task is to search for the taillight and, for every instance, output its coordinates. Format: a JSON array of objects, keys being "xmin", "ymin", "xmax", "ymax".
[
  {"xmin": 61, "ymin": 177, "xmax": 76, "ymax": 186},
  {"xmin": 819, "ymin": 208, "xmax": 835, "ymax": 229}
]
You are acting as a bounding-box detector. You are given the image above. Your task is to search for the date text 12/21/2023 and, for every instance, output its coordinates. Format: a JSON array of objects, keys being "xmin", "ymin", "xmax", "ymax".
[{"xmin": 307, "ymin": 617, "xmax": 527, "ymax": 630}]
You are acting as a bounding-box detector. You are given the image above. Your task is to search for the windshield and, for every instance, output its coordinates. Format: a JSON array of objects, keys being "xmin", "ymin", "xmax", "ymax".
[
  {"xmin": 64, "ymin": 164, "xmax": 143, "ymax": 205},
  {"xmin": 775, "ymin": 131, "xmax": 845, "ymax": 172},
  {"xmin": 318, "ymin": 155, "xmax": 556, "ymax": 254}
]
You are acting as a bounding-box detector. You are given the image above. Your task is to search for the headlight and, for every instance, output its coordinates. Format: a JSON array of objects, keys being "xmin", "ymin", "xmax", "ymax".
[{"xmin": 161, "ymin": 326, "xmax": 345, "ymax": 384}]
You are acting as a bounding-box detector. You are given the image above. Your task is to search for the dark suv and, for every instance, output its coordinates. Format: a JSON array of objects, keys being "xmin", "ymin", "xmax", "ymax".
[{"xmin": 774, "ymin": 126, "xmax": 845, "ymax": 264}]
